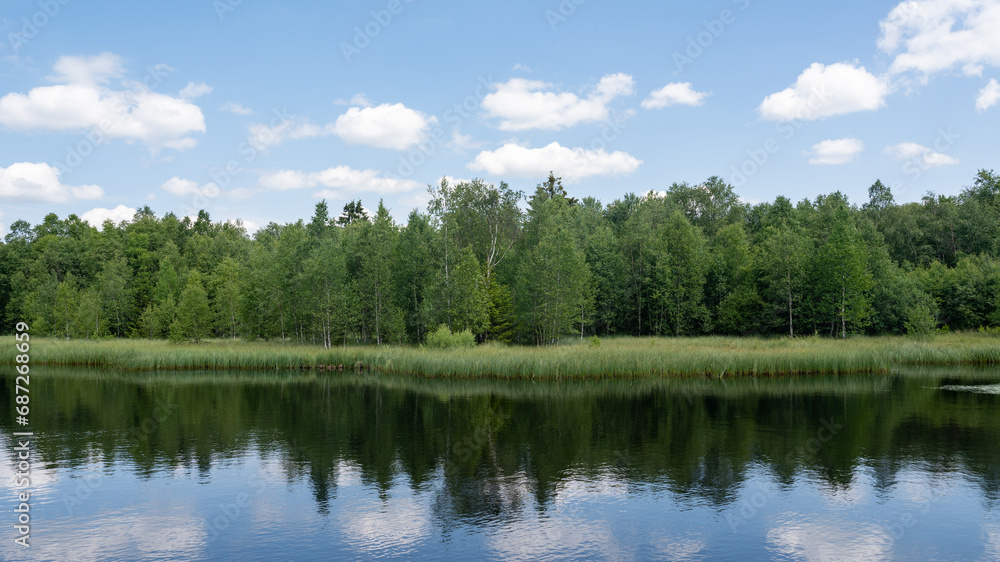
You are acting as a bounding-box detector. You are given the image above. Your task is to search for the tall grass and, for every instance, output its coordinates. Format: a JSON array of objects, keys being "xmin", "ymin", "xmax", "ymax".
[{"xmin": 2, "ymin": 333, "xmax": 1000, "ymax": 379}]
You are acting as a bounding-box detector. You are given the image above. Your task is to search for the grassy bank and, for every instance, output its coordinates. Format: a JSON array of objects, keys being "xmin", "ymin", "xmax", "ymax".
[{"xmin": 3, "ymin": 333, "xmax": 1000, "ymax": 379}]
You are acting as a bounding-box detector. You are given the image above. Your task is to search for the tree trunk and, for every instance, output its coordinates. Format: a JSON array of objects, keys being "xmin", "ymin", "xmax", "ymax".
[
  {"xmin": 787, "ymin": 270, "xmax": 794, "ymax": 338},
  {"xmin": 841, "ymin": 284, "xmax": 847, "ymax": 339}
]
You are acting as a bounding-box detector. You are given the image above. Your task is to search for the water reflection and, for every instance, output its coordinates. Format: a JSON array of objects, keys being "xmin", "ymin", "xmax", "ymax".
[{"xmin": 0, "ymin": 367, "xmax": 998, "ymax": 560}]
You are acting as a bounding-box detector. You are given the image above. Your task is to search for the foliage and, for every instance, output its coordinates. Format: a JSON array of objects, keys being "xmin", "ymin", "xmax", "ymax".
[
  {"xmin": 4, "ymin": 171, "xmax": 1000, "ymax": 345},
  {"xmin": 425, "ymin": 325, "xmax": 477, "ymax": 349}
]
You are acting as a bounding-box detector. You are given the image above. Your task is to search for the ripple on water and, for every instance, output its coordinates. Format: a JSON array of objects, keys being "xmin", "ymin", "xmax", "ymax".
[{"xmin": 938, "ymin": 384, "xmax": 1000, "ymax": 394}]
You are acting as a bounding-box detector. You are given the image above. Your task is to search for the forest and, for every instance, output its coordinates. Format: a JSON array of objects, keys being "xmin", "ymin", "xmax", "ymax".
[{"xmin": 2, "ymin": 170, "xmax": 1000, "ymax": 346}]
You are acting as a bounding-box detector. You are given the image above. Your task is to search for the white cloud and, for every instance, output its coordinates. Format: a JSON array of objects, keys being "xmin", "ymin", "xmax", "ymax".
[
  {"xmin": 642, "ymin": 82, "xmax": 710, "ymax": 109},
  {"xmin": 81, "ymin": 204, "xmax": 135, "ymax": 229},
  {"xmin": 240, "ymin": 101, "xmax": 434, "ymax": 151},
  {"xmin": 351, "ymin": 93, "xmax": 374, "ymax": 107},
  {"xmin": 226, "ymin": 218, "xmax": 260, "ymax": 234},
  {"xmin": 806, "ymin": 138, "xmax": 865, "ymax": 164},
  {"xmin": 468, "ymin": 142, "xmax": 642, "ymax": 182},
  {"xmin": 159, "ymin": 176, "xmax": 222, "ymax": 198},
  {"xmin": 449, "ymin": 130, "xmax": 484, "ymax": 152},
  {"xmin": 0, "ymin": 53, "xmax": 205, "ymax": 150},
  {"xmin": 247, "ymin": 118, "xmax": 323, "ymax": 151},
  {"xmin": 220, "ymin": 101, "xmax": 254, "ymax": 115},
  {"xmin": 258, "ymin": 166, "xmax": 421, "ymax": 194},
  {"xmin": 481, "ymin": 73, "xmax": 635, "ymax": 131},
  {"xmin": 884, "ymin": 141, "xmax": 959, "ymax": 166},
  {"xmin": 47, "ymin": 52, "xmax": 123, "ymax": 86},
  {"xmin": 179, "ymin": 81, "xmax": 212, "ymax": 99},
  {"xmin": 977, "ymin": 77, "xmax": 1000, "ymax": 109},
  {"xmin": 758, "ymin": 62, "xmax": 890, "ymax": 121},
  {"xmin": 332, "ymin": 103, "xmax": 435, "ymax": 150},
  {"xmin": 333, "ymin": 93, "xmax": 374, "ymax": 107},
  {"xmin": 0, "ymin": 162, "xmax": 103, "ymax": 202},
  {"xmin": 161, "ymin": 177, "xmax": 200, "ymax": 196},
  {"xmin": 878, "ymin": 0, "xmax": 1000, "ymax": 77},
  {"xmin": 398, "ymin": 190, "xmax": 432, "ymax": 209}
]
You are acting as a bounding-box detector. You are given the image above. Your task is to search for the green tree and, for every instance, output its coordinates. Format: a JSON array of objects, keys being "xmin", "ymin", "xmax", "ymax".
[
  {"xmin": 356, "ymin": 201, "xmax": 404, "ymax": 344},
  {"xmin": 171, "ymin": 271, "xmax": 212, "ymax": 342},
  {"xmin": 757, "ymin": 224, "xmax": 810, "ymax": 337},
  {"xmin": 97, "ymin": 258, "xmax": 134, "ymax": 337},
  {"xmin": 813, "ymin": 212, "xmax": 872, "ymax": 338},
  {"xmin": 517, "ymin": 224, "xmax": 592, "ymax": 345},
  {"xmin": 52, "ymin": 273, "xmax": 79, "ymax": 339},
  {"xmin": 212, "ymin": 257, "xmax": 245, "ymax": 340},
  {"xmin": 448, "ymin": 246, "xmax": 490, "ymax": 336},
  {"xmin": 653, "ymin": 211, "xmax": 709, "ymax": 336}
]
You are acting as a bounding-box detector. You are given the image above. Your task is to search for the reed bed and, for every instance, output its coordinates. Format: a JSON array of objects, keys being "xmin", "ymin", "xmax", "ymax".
[{"xmin": 2, "ymin": 334, "xmax": 1000, "ymax": 379}]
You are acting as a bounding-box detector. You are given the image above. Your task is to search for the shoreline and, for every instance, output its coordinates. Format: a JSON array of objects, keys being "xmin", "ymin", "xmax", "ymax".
[{"xmin": 3, "ymin": 334, "xmax": 1000, "ymax": 379}]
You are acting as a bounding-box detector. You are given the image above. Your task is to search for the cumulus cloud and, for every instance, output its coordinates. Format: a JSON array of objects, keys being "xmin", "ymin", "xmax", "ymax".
[
  {"xmin": 238, "ymin": 101, "xmax": 433, "ymax": 151},
  {"xmin": 481, "ymin": 73, "xmax": 635, "ymax": 131},
  {"xmin": 179, "ymin": 82, "xmax": 212, "ymax": 99},
  {"xmin": 159, "ymin": 176, "xmax": 223, "ymax": 199},
  {"xmin": 81, "ymin": 205, "xmax": 136, "ymax": 229},
  {"xmin": 332, "ymin": 103, "xmax": 436, "ymax": 150},
  {"xmin": 977, "ymin": 78, "xmax": 1000, "ymax": 109},
  {"xmin": 759, "ymin": 62, "xmax": 890, "ymax": 121},
  {"xmin": 468, "ymin": 142, "xmax": 641, "ymax": 182},
  {"xmin": 642, "ymin": 82, "xmax": 710, "ymax": 109},
  {"xmin": 160, "ymin": 177, "xmax": 200, "ymax": 196},
  {"xmin": 879, "ymin": 0, "xmax": 1000, "ymax": 77},
  {"xmin": 0, "ymin": 53, "xmax": 205, "ymax": 150},
  {"xmin": 333, "ymin": 93, "xmax": 374, "ymax": 107},
  {"xmin": 220, "ymin": 101, "xmax": 253, "ymax": 115},
  {"xmin": 0, "ymin": 162, "xmax": 103, "ymax": 202},
  {"xmin": 47, "ymin": 52, "xmax": 123, "ymax": 86},
  {"xmin": 884, "ymin": 141, "xmax": 959, "ymax": 166},
  {"xmin": 258, "ymin": 166, "xmax": 421, "ymax": 194},
  {"xmin": 247, "ymin": 118, "xmax": 323, "ymax": 151},
  {"xmin": 806, "ymin": 138, "xmax": 865, "ymax": 164}
]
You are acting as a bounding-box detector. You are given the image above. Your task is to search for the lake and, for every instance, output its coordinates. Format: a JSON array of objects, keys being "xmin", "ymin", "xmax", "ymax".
[{"xmin": 2, "ymin": 367, "xmax": 999, "ymax": 560}]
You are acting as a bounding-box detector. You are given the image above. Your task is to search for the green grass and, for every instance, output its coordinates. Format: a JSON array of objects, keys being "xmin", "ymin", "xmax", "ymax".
[{"xmin": 4, "ymin": 333, "xmax": 1000, "ymax": 379}]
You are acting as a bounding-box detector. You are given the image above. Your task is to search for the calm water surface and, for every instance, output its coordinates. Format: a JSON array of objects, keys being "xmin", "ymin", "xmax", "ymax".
[{"xmin": 2, "ymin": 367, "xmax": 999, "ymax": 560}]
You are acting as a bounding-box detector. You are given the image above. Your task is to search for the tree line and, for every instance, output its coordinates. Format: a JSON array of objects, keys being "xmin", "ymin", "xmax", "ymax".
[{"xmin": 2, "ymin": 169, "xmax": 1000, "ymax": 345}]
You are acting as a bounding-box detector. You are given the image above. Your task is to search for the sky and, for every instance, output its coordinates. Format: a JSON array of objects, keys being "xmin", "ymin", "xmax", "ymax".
[{"xmin": 0, "ymin": 0, "xmax": 998, "ymax": 234}]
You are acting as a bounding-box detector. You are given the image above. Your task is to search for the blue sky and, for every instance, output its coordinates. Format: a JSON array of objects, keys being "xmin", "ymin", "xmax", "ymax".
[{"xmin": 1, "ymin": 0, "xmax": 998, "ymax": 233}]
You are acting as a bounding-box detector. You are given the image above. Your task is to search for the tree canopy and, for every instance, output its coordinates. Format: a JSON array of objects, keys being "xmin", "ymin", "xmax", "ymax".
[{"xmin": 4, "ymin": 171, "xmax": 1000, "ymax": 344}]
